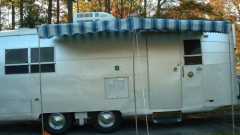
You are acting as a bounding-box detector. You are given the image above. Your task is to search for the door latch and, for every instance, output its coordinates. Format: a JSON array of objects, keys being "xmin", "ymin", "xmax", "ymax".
[
  {"xmin": 34, "ymin": 98, "xmax": 39, "ymax": 101},
  {"xmin": 187, "ymin": 71, "xmax": 194, "ymax": 78},
  {"xmin": 196, "ymin": 66, "xmax": 202, "ymax": 71},
  {"xmin": 173, "ymin": 67, "xmax": 178, "ymax": 72}
]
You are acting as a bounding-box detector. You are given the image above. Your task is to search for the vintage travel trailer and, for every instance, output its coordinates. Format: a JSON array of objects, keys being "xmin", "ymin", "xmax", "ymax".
[{"xmin": 0, "ymin": 18, "xmax": 238, "ymax": 134}]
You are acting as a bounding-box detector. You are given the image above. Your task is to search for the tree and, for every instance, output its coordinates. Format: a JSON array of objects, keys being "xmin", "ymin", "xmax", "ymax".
[
  {"xmin": 56, "ymin": 0, "xmax": 60, "ymax": 23},
  {"xmin": 74, "ymin": 0, "xmax": 141, "ymax": 18},
  {"xmin": 2, "ymin": 0, "xmax": 17, "ymax": 29},
  {"xmin": 155, "ymin": 0, "xmax": 176, "ymax": 17},
  {"xmin": 143, "ymin": 0, "xmax": 147, "ymax": 17},
  {"xmin": 22, "ymin": 0, "xmax": 46, "ymax": 28},
  {"xmin": 104, "ymin": 0, "xmax": 111, "ymax": 13},
  {"xmin": 157, "ymin": 0, "xmax": 224, "ymax": 20},
  {"xmin": 11, "ymin": 0, "xmax": 15, "ymax": 29},
  {"xmin": 208, "ymin": 0, "xmax": 228, "ymax": 20},
  {"xmin": 67, "ymin": 0, "xmax": 73, "ymax": 22},
  {"xmin": 97, "ymin": 0, "xmax": 103, "ymax": 11},
  {"xmin": 0, "ymin": 0, "xmax": 9, "ymax": 30},
  {"xmin": 230, "ymin": 0, "xmax": 240, "ymax": 16},
  {"xmin": 112, "ymin": 0, "xmax": 141, "ymax": 18},
  {"xmin": 48, "ymin": 0, "xmax": 53, "ymax": 24},
  {"xmin": 0, "ymin": 1, "xmax": 3, "ymax": 31},
  {"xmin": 223, "ymin": 0, "xmax": 240, "ymax": 21},
  {"xmin": 19, "ymin": 0, "xmax": 24, "ymax": 27}
]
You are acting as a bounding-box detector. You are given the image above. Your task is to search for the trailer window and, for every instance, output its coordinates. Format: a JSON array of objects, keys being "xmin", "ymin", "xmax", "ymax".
[
  {"xmin": 30, "ymin": 64, "xmax": 55, "ymax": 73},
  {"xmin": 5, "ymin": 48, "xmax": 28, "ymax": 64},
  {"xmin": 184, "ymin": 40, "xmax": 201, "ymax": 55},
  {"xmin": 5, "ymin": 65, "xmax": 29, "ymax": 74},
  {"xmin": 31, "ymin": 47, "xmax": 54, "ymax": 63},
  {"xmin": 30, "ymin": 47, "xmax": 55, "ymax": 73},
  {"xmin": 4, "ymin": 47, "xmax": 55, "ymax": 75},
  {"xmin": 5, "ymin": 48, "xmax": 29, "ymax": 74},
  {"xmin": 183, "ymin": 40, "xmax": 202, "ymax": 65}
]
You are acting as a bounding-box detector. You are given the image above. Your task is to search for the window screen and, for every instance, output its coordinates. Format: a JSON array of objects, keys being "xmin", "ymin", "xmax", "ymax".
[
  {"xmin": 5, "ymin": 49, "xmax": 28, "ymax": 64},
  {"xmin": 30, "ymin": 47, "xmax": 55, "ymax": 73},
  {"xmin": 184, "ymin": 56, "xmax": 202, "ymax": 65},
  {"xmin": 5, "ymin": 65, "xmax": 29, "ymax": 74},
  {"xmin": 30, "ymin": 64, "xmax": 55, "ymax": 73},
  {"xmin": 31, "ymin": 47, "xmax": 54, "ymax": 63}
]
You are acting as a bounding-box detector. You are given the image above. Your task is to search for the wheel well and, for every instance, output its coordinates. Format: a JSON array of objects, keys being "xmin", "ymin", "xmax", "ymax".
[
  {"xmin": 87, "ymin": 111, "xmax": 122, "ymax": 122},
  {"xmin": 38, "ymin": 113, "xmax": 75, "ymax": 121},
  {"xmin": 88, "ymin": 110, "xmax": 121, "ymax": 116},
  {"xmin": 38, "ymin": 111, "xmax": 121, "ymax": 122}
]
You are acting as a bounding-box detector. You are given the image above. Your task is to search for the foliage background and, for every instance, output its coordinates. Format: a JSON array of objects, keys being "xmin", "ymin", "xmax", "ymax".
[{"xmin": 0, "ymin": 0, "xmax": 240, "ymax": 30}]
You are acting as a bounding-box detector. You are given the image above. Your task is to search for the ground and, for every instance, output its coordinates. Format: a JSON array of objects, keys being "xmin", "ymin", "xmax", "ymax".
[{"xmin": 0, "ymin": 114, "xmax": 239, "ymax": 135}]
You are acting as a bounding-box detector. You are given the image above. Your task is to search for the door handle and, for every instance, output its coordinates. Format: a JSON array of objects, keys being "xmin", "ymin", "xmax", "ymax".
[
  {"xmin": 173, "ymin": 67, "xmax": 178, "ymax": 72},
  {"xmin": 187, "ymin": 71, "xmax": 194, "ymax": 78},
  {"xmin": 34, "ymin": 98, "xmax": 39, "ymax": 101},
  {"xmin": 173, "ymin": 64, "xmax": 180, "ymax": 72}
]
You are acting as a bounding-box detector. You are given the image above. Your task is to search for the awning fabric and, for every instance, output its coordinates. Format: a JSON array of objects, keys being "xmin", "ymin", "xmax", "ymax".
[{"xmin": 37, "ymin": 18, "xmax": 230, "ymax": 39}]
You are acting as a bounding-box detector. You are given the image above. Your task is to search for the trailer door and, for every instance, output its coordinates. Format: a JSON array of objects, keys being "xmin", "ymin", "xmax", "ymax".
[
  {"xmin": 148, "ymin": 33, "xmax": 182, "ymax": 110},
  {"xmin": 182, "ymin": 39, "xmax": 204, "ymax": 111}
]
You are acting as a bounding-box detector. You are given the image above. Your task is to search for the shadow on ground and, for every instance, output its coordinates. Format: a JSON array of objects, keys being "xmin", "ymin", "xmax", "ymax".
[{"xmin": 0, "ymin": 113, "xmax": 238, "ymax": 135}]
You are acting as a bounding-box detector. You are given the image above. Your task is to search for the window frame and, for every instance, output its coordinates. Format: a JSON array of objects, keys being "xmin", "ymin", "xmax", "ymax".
[
  {"xmin": 30, "ymin": 47, "xmax": 55, "ymax": 64},
  {"xmin": 30, "ymin": 47, "xmax": 56, "ymax": 73},
  {"xmin": 5, "ymin": 48, "xmax": 29, "ymax": 75},
  {"xmin": 30, "ymin": 63, "xmax": 56, "ymax": 73},
  {"xmin": 4, "ymin": 47, "xmax": 56, "ymax": 75},
  {"xmin": 5, "ymin": 48, "xmax": 29, "ymax": 65}
]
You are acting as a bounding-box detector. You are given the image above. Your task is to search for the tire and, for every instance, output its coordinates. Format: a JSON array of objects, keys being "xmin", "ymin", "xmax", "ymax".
[
  {"xmin": 93, "ymin": 111, "xmax": 122, "ymax": 133},
  {"xmin": 43, "ymin": 113, "xmax": 73, "ymax": 135}
]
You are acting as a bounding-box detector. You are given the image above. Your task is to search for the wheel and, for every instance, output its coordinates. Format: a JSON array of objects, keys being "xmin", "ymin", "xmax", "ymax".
[
  {"xmin": 43, "ymin": 113, "xmax": 72, "ymax": 135},
  {"xmin": 93, "ymin": 111, "xmax": 122, "ymax": 133}
]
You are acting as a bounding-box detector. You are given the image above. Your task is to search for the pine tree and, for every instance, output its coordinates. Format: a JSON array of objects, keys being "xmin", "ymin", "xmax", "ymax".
[{"xmin": 48, "ymin": 0, "xmax": 53, "ymax": 24}]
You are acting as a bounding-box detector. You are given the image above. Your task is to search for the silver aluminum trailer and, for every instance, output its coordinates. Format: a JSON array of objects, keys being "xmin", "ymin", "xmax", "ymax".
[{"xmin": 0, "ymin": 19, "xmax": 238, "ymax": 134}]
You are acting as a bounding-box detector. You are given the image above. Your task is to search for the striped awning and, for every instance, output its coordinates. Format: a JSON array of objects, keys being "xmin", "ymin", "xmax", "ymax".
[{"xmin": 37, "ymin": 18, "xmax": 230, "ymax": 39}]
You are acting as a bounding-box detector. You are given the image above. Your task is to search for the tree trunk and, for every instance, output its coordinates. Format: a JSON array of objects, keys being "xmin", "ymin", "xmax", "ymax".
[
  {"xmin": 48, "ymin": 0, "xmax": 52, "ymax": 24},
  {"xmin": 11, "ymin": 3, "xmax": 15, "ymax": 30},
  {"xmin": 120, "ymin": 0, "xmax": 123, "ymax": 18},
  {"xmin": 76, "ymin": 0, "xmax": 79, "ymax": 13},
  {"xmin": 156, "ymin": 0, "xmax": 161, "ymax": 16},
  {"xmin": 20, "ymin": 0, "xmax": 24, "ymax": 27},
  {"xmin": 144, "ymin": 0, "xmax": 147, "ymax": 17},
  {"xmin": 0, "ymin": 6, "xmax": 2, "ymax": 31},
  {"xmin": 67, "ymin": 0, "xmax": 73, "ymax": 23},
  {"xmin": 108, "ymin": 0, "xmax": 111, "ymax": 13},
  {"xmin": 105, "ymin": 0, "xmax": 108, "ymax": 12},
  {"xmin": 129, "ymin": 0, "xmax": 133, "ymax": 16},
  {"xmin": 57, "ymin": 0, "xmax": 60, "ymax": 24},
  {"xmin": 97, "ymin": 0, "xmax": 103, "ymax": 11},
  {"xmin": 105, "ymin": 0, "xmax": 111, "ymax": 13},
  {"xmin": 116, "ymin": 0, "xmax": 120, "ymax": 17}
]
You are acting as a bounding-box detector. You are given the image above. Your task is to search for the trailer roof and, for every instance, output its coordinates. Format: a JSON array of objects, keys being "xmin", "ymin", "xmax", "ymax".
[
  {"xmin": 0, "ymin": 28, "xmax": 36, "ymax": 37},
  {"xmin": 37, "ymin": 18, "xmax": 230, "ymax": 39}
]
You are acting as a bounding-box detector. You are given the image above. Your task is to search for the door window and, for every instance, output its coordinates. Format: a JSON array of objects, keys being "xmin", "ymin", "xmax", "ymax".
[{"xmin": 183, "ymin": 40, "xmax": 202, "ymax": 65}]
